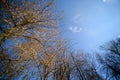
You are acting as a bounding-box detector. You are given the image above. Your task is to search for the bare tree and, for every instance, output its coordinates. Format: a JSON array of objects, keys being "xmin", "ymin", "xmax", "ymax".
[
  {"xmin": 70, "ymin": 51, "xmax": 102, "ymax": 80},
  {"xmin": 0, "ymin": 0, "xmax": 59, "ymax": 79},
  {"xmin": 97, "ymin": 38, "xmax": 120, "ymax": 80},
  {"xmin": 0, "ymin": 0, "xmax": 57, "ymax": 45}
]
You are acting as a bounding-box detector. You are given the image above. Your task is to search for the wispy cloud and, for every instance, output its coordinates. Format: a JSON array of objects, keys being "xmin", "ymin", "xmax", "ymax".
[
  {"xmin": 73, "ymin": 14, "xmax": 81, "ymax": 24},
  {"xmin": 69, "ymin": 26, "xmax": 82, "ymax": 33},
  {"xmin": 74, "ymin": 14, "xmax": 81, "ymax": 20},
  {"xmin": 69, "ymin": 14, "xmax": 83, "ymax": 33}
]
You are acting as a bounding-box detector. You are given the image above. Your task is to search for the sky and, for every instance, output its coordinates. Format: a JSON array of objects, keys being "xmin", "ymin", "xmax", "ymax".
[{"xmin": 56, "ymin": 0, "xmax": 120, "ymax": 52}]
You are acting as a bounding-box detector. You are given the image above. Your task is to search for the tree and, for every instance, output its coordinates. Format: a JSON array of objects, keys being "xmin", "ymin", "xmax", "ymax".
[
  {"xmin": 0, "ymin": 0, "xmax": 59, "ymax": 79},
  {"xmin": 0, "ymin": 0, "xmax": 57, "ymax": 45},
  {"xmin": 70, "ymin": 51, "xmax": 102, "ymax": 80},
  {"xmin": 97, "ymin": 38, "xmax": 120, "ymax": 80}
]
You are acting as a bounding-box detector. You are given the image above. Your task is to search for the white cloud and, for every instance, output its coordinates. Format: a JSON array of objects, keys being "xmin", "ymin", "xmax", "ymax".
[
  {"xmin": 102, "ymin": 0, "xmax": 107, "ymax": 2},
  {"xmin": 69, "ymin": 26, "xmax": 82, "ymax": 33},
  {"xmin": 102, "ymin": 0, "xmax": 117, "ymax": 3}
]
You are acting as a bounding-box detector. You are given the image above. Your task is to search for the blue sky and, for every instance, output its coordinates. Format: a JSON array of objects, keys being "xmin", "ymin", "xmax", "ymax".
[{"xmin": 56, "ymin": 0, "xmax": 120, "ymax": 52}]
